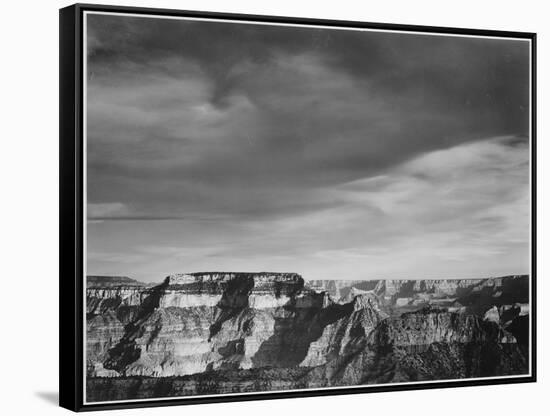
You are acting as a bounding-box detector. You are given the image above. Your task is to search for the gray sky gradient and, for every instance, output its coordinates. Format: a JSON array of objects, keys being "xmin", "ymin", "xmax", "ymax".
[{"xmin": 86, "ymin": 13, "xmax": 530, "ymax": 282}]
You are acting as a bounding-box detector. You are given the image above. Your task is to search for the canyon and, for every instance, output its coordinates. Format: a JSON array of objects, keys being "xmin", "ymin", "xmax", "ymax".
[{"xmin": 86, "ymin": 272, "xmax": 530, "ymax": 402}]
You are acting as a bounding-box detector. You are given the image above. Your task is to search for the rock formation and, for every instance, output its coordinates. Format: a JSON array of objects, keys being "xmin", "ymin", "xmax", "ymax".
[{"xmin": 86, "ymin": 273, "xmax": 530, "ymax": 401}]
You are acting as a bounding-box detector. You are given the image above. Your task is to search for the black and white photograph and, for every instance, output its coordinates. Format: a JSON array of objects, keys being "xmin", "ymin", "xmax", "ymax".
[
  {"xmin": 72, "ymin": 5, "xmax": 534, "ymax": 408},
  {"xmin": 2, "ymin": 0, "xmax": 549, "ymax": 415}
]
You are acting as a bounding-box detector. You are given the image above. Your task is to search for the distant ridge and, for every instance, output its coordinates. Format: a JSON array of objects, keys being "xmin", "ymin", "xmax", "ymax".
[{"xmin": 87, "ymin": 275, "xmax": 146, "ymax": 287}]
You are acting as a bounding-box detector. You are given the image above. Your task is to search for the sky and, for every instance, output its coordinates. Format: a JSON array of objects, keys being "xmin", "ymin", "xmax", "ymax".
[{"xmin": 85, "ymin": 13, "xmax": 531, "ymax": 282}]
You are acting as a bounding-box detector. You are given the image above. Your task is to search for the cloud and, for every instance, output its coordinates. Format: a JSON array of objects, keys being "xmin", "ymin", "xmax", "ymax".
[
  {"xmin": 86, "ymin": 15, "xmax": 529, "ymax": 220},
  {"xmin": 84, "ymin": 13, "xmax": 530, "ymax": 281},
  {"xmin": 87, "ymin": 136, "xmax": 529, "ymax": 281}
]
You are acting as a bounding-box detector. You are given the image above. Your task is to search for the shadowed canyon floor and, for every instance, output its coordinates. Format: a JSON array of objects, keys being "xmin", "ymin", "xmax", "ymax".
[{"xmin": 86, "ymin": 273, "xmax": 530, "ymax": 402}]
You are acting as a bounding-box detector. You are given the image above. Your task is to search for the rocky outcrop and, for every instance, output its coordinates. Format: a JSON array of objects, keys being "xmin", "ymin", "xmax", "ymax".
[
  {"xmin": 484, "ymin": 305, "xmax": 501, "ymax": 323},
  {"xmin": 86, "ymin": 273, "xmax": 530, "ymax": 402},
  {"xmin": 86, "ymin": 275, "xmax": 153, "ymax": 373},
  {"xmin": 86, "ymin": 275, "xmax": 149, "ymax": 316},
  {"xmin": 304, "ymin": 308, "xmax": 525, "ymax": 387},
  {"xmin": 300, "ymin": 293, "xmax": 385, "ymax": 367}
]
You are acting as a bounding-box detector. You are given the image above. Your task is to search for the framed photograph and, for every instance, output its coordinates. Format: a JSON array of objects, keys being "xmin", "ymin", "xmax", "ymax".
[{"xmin": 59, "ymin": 3, "xmax": 536, "ymax": 411}]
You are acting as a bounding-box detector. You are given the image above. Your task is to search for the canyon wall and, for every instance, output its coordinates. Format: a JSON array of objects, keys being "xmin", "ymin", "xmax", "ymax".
[{"xmin": 86, "ymin": 273, "xmax": 530, "ymax": 401}]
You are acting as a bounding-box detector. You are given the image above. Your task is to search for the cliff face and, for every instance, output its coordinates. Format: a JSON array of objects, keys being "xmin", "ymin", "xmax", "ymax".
[
  {"xmin": 87, "ymin": 272, "xmax": 331, "ymax": 378},
  {"xmin": 305, "ymin": 308, "xmax": 526, "ymax": 388},
  {"xmin": 86, "ymin": 273, "xmax": 530, "ymax": 401}
]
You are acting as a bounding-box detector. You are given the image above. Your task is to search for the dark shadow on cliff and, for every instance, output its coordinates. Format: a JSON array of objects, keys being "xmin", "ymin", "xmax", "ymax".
[
  {"xmin": 456, "ymin": 275, "xmax": 529, "ymax": 315},
  {"xmin": 251, "ymin": 296, "xmax": 354, "ymax": 368},
  {"xmin": 208, "ymin": 275, "xmax": 255, "ymax": 341},
  {"xmin": 325, "ymin": 311, "xmax": 528, "ymax": 386},
  {"xmin": 103, "ymin": 278, "xmax": 170, "ymax": 373}
]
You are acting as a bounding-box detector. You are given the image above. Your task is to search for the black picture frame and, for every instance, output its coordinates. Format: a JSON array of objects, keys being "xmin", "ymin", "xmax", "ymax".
[{"xmin": 60, "ymin": 3, "xmax": 537, "ymax": 412}]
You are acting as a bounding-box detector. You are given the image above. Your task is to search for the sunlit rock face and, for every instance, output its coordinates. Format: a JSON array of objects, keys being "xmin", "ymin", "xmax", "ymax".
[
  {"xmin": 86, "ymin": 276, "xmax": 148, "ymax": 315},
  {"xmin": 300, "ymin": 294, "xmax": 385, "ymax": 367},
  {"xmin": 87, "ymin": 272, "xmax": 318, "ymax": 377},
  {"xmin": 86, "ymin": 274, "xmax": 529, "ymax": 400}
]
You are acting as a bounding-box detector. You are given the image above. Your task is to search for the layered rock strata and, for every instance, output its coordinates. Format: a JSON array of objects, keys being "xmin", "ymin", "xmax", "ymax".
[{"xmin": 86, "ymin": 273, "xmax": 530, "ymax": 401}]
